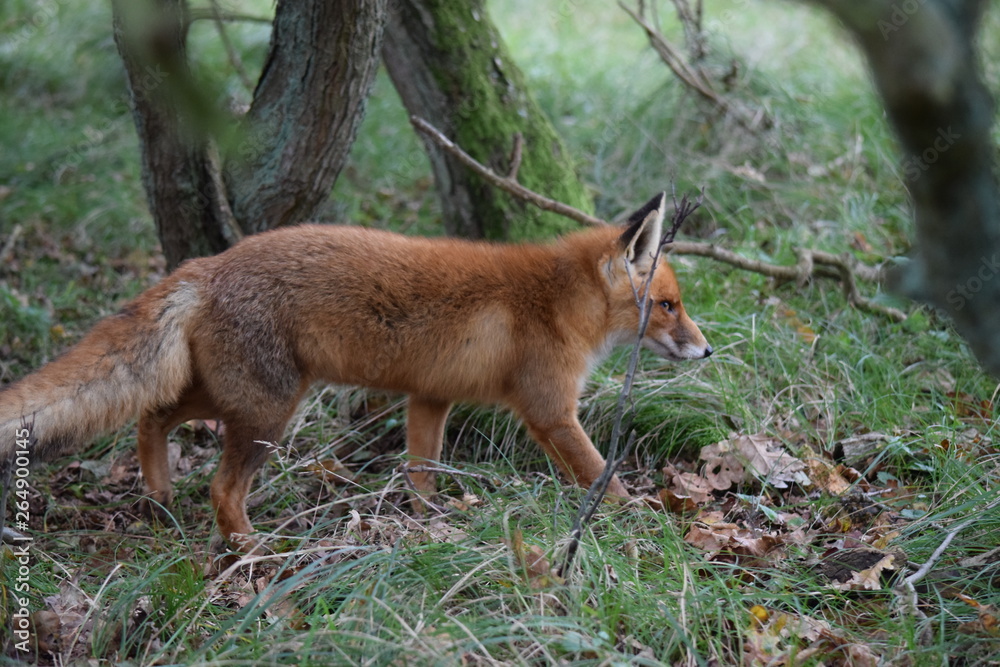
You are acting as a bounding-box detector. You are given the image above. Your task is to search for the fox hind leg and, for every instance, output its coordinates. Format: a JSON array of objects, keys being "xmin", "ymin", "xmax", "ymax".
[
  {"xmin": 208, "ymin": 418, "xmax": 293, "ymax": 548},
  {"xmin": 137, "ymin": 382, "xmax": 219, "ymax": 521}
]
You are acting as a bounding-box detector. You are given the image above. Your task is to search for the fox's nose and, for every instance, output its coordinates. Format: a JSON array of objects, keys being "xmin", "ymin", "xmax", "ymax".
[{"xmin": 702, "ymin": 345, "xmax": 713, "ymax": 358}]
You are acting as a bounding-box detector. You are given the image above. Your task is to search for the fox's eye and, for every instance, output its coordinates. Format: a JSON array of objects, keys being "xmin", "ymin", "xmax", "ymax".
[{"xmin": 660, "ymin": 300, "xmax": 674, "ymax": 313}]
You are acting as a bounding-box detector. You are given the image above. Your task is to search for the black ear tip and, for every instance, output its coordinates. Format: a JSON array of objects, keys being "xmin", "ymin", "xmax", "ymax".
[{"xmin": 625, "ymin": 192, "xmax": 667, "ymax": 227}]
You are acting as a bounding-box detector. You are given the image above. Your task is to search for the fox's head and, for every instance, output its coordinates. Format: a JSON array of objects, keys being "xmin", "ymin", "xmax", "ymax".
[{"xmin": 604, "ymin": 193, "xmax": 712, "ymax": 361}]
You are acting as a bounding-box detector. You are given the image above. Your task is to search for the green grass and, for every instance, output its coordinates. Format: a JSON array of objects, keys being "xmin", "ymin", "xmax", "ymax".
[{"xmin": 3, "ymin": 1, "xmax": 1000, "ymax": 664}]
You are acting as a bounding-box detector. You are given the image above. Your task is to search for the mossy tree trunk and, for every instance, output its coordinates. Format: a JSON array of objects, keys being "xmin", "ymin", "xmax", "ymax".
[
  {"xmin": 112, "ymin": 0, "xmax": 386, "ymax": 268},
  {"xmin": 382, "ymin": 0, "xmax": 593, "ymax": 241}
]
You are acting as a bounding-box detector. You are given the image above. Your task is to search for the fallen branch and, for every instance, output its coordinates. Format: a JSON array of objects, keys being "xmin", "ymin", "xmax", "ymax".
[
  {"xmin": 411, "ymin": 116, "xmax": 906, "ymax": 322},
  {"xmin": 668, "ymin": 241, "xmax": 905, "ymax": 321},
  {"xmin": 208, "ymin": 0, "xmax": 255, "ymax": 93},
  {"xmin": 895, "ymin": 494, "xmax": 1000, "ymax": 620},
  {"xmin": 905, "ymin": 495, "xmax": 1000, "ymax": 590}
]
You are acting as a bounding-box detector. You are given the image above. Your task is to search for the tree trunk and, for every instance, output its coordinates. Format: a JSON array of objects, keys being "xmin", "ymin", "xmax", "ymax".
[
  {"xmin": 112, "ymin": 0, "xmax": 232, "ymax": 269},
  {"xmin": 808, "ymin": 0, "xmax": 1000, "ymax": 376},
  {"xmin": 382, "ymin": 0, "xmax": 593, "ymax": 241},
  {"xmin": 112, "ymin": 0, "xmax": 387, "ymax": 268},
  {"xmin": 226, "ymin": 1, "xmax": 386, "ymax": 234}
]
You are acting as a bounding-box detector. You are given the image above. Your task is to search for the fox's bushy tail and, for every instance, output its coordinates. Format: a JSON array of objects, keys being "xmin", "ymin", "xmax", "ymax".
[{"xmin": 0, "ymin": 279, "xmax": 200, "ymax": 459}]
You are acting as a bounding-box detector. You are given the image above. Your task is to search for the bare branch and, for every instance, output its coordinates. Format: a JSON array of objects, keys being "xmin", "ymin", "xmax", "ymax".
[
  {"xmin": 619, "ymin": 2, "xmax": 715, "ymax": 101},
  {"xmin": 205, "ymin": 141, "xmax": 245, "ymax": 246},
  {"xmin": 662, "ymin": 187, "xmax": 704, "ymax": 247},
  {"xmin": 410, "ymin": 116, "xmax": 607, "ymax": 227},
  {"xmin": 904, "ymin": 495, "xmax": 1000, "ymax": 590},
  {"xmin": 186, "ymin": 9, "xmax": 273, "ymax": 25},
  {"xmin": 619, "ymin": 2, "xmax": 769, "ymax": 130},
  {"xmin": 668, "ymin": 242, "xmax": 905, "ymax": 321},
  {"xmin": 896, "ymin": 494, "xmax": 1000, "ymax": 620},
  {"xmin": 560, "ymin": 199, "xmax": 698, "ymax": 577},
  {"xmin": 208, "ymin": 0, "xmax": 255, "ymax": 93}
]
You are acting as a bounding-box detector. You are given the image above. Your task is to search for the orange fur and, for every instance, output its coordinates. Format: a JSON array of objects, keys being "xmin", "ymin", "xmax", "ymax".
[{"xmin": 0, "ymin": 193, "xmax": 711, "ymax": 545}]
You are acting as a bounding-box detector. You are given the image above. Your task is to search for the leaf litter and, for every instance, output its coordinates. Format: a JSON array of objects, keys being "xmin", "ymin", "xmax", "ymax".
[
  {"xmin": 7, "ymin": 419, "xmax": 996, "ymax": 664},
  {"xmin": 650, "ymin": 429, "xmax": 994, "ymax": 665}
]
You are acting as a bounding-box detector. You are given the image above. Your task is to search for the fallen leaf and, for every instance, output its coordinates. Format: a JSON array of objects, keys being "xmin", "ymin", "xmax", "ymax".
[
  {"xmin": 700, "ymin": 447, "xmax": 745, "ymax": 490},
  {"xmin": 701, "ymin": 434, "xmax": 811, "ymax": 489},
  {"xmin": 662, "ymin": 463, "xmax": 715, "ymax": 505},
  {"xmin": 744, "ymin": 606, "xmax": 879, "ymax": 667},
  {"xmin": 806, "ymin": 457, "xmax": 851, "ymax": 495},
  {"xmin": 684, "ymin": 522, "xmax": 780, "ymax": 560},
  {"xmin": 658, "ymin": 487, "xmax": 699, "ymax": 514},
  {"xmin": 955, "ymin": 595, "xmax": 1000, "ymax": 636},
  {"xmin": 815, "ymin": 547, "xmax": 900, "ymax": 590},
  {"xmin": 685, "ymin": 523, "xmax": 738, "ymax": 553}
]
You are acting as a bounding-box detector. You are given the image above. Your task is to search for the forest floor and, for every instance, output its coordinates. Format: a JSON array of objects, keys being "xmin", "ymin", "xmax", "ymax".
[{"xmin": 2, "ymin": 1, "xmax": 1000, "ymax": 664}]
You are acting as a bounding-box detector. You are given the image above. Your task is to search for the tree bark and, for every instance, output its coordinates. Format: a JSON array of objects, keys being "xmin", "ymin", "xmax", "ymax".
[
  {"xmin": 226, "ymin": 1, "xmax": 386, "ymax": 234},
  {"xmin": 112, "ymin": 0, "xmax": 387, "ymax": 268},
  {"xmin": 112, "ymin": 0, "xmax": 232, "ymax": 269},
  {"xmin": 807, "ymin": 0, "xmax": 1000, "ymax": 376},
  {"xmin": 382, "ymin": 0, "xmax": 593, "ymax": 240}
]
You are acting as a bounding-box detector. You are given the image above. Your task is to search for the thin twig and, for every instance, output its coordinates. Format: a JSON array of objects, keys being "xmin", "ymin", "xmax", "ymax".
[
  {"xmin": 209, "ymin": 0, "xmax": 255, "ymax": 93},
  {"xmin": 619, "ymin": 1, "xmax": 768, "ymax": 130},
  {"xmin": 205, "ymin": 141, "xmax": 244, "ymax": 245},
  {"xmin": 895, "ymin": 494, "xmax": 1000, "ymax": 620},
  {"xmin": 404, "ymin": 465, "xmax": 496, "ymax": 487},
  {"xmin": 904, "ymin": 495, "xmax": 1000, "ymax": 589},
  {"xmin": 559, "ymin": 194, "xmax": 703, "ymax": 579},
  {"xmin": 400, "ymin": 467, "xmax": 450, "ymax": 516}
]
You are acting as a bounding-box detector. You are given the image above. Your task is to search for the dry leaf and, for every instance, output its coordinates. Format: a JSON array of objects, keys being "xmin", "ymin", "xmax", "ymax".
[
  {"xmin": 701, "ymin": 434, "xmax": 810, "ymax": 489},
  {"xmin": 30, "ymin": 610, "xmax": 61, "ymax": 655},
  {"xmin": 685, "ymin": 522, "xmax": 780, "ymax": 560},
  {"xmin": 816, "ymin": 548, "xmax": 899, "ymax": 590},
  {"xmin": 699, "ymin": 445, "xmax": 745, "ymax": 490},
  {"xmin": 685, "ymin": 524, "xmax": 738, "ymax": 553},
  {"xmin": 658, "ymin": 487, "xmax": 699, "ymax": 514},
  {"xmin": 955, "ymin": 595, "xmax": 1000, "ymax": 636},
  {"xmin": 806, "ymin": 457, "xmax": 851, "ymax": 495},
  {"xmin": 445, "ymin": 493, "xmax": 481, "ymax": 512},
  {"xmin": 661, "ymin": 463, "xmax": 715, "ymax": 506}
]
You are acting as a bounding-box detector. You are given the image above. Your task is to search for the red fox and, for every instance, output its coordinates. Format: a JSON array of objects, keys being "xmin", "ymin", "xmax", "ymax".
[{"xmin": 1, "ymin": 193, "xmax": 710, "ymax": 545}]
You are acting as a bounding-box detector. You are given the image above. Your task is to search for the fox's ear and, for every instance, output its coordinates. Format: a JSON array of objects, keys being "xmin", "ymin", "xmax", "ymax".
[{"xmin": 619, "ymin": 192, "xmax": 666, "ymax": 270}]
